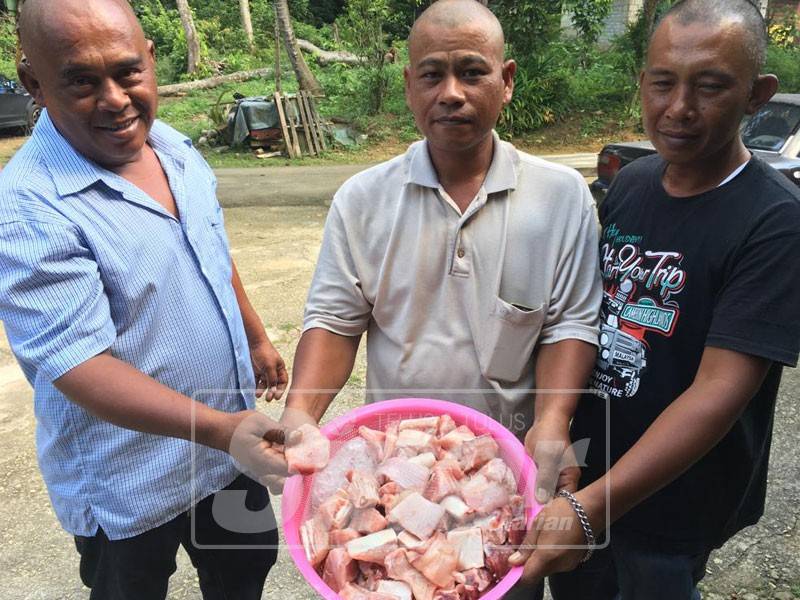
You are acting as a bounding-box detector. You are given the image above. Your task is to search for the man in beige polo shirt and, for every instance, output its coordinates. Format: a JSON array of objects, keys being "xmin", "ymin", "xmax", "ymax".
[{"xmin": 280, "ymin": 0, "xmax": 601, "ymax": 517}]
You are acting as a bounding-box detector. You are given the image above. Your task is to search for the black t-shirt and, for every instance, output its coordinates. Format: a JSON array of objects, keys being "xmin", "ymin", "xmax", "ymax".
[{"xmin": 572, "ymin": 153, "xmax": 800, "ymax": 552}]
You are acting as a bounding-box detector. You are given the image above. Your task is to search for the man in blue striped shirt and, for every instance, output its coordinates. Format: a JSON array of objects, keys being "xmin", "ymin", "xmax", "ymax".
[{"xmin": 0, "ymin": 0, "xmax": 293, "ymax": 598}]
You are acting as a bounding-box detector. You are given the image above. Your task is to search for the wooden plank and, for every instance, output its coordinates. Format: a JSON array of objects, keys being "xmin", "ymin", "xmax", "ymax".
[
  {"xmin": 294, "ymin": 93, "xmax": 316, "ymax": 156},
  {"xmin": 304, "ymin": 91, "xmax": 324, "ymax": 155},
  {"xmin": 273, "ymin": 91, "xmax": 294, "ymax": 158},
  {"xmin": 283, "ymin": 94, "xmax": 302, "ymax": 158},
  {"xmin": 307, "ymin": 93, "xmax": 328, "ymax": 151},
  {"xmin": 299, "ymin": 91, "xmax": 321, "ymax": 155}
]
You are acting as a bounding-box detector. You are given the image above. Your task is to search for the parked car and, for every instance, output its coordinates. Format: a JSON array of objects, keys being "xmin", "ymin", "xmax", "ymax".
[
  {"xmin": 590, "ymin": 93, "xmax": 800, "ymax": 200},
  {"xmin": 0, "ymin": 73, "xmax": 40, "ymax": 134}
]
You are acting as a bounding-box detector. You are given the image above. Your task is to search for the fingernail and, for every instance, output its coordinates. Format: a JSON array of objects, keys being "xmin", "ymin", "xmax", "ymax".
[
  {"xmin": 536, "ymin": 488, "xmax": 549, "ymax": 503},
  {"xmin": 509, "ymin": 552, "xmax": 522, "ymax": 563}
]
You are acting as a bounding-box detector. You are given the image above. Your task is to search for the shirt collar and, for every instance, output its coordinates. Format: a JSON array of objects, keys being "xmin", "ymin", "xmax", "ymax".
[
  {"xmin": 405, "ymin": 130, "xmax": 519, "ymax": 194},
  {"xmin": 33, "ymin": 110, "xmax": 193, "ymax": 198}
]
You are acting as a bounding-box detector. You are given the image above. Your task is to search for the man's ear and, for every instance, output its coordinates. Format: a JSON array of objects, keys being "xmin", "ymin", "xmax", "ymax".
[
  {"xmin": 17, "ymin": 59, "xmax": 46, "ymax": 107},
  {"xmin": 146, "ymin": 39, "xmax": 156, "ymax": 64},
  {"xmin": 746, "ymin": 74, "xmax": 779, "ymax": 115},
  {"xmin": 502, "ymin": 59, "xmax": 516, "ymax": 105}
]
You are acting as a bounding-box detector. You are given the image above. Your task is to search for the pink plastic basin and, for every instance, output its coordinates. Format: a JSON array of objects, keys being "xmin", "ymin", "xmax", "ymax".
[{"xmin": 282, "ymin": 397, "xmax": 542, "ymax": 599}]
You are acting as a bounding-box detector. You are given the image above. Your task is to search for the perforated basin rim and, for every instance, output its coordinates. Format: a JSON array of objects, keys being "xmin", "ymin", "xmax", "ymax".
[{"xmin": 282, "ymin": 397, "xmax": 543, "ymax": 600}]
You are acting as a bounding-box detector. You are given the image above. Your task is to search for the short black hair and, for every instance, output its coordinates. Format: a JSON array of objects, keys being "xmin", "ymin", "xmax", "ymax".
[{"xmin": 658, "ymin": 0, "xmax": 767, "ymax": 73}]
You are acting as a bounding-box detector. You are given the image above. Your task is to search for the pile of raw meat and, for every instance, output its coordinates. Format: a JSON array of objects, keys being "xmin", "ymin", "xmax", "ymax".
[{"xmin": 293, "ymin": 415, "xmax": 527, "ymax": 600}]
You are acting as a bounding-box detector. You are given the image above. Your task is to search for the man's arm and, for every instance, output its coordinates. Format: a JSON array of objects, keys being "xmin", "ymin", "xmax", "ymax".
[
  {"xmin": 511, "ymin": 346, "xmax": 771, "ymax": 583},
  {"xmin": 284, "ymin": 328, "xmax": 361, "ymax": 422},
  {"xmin": 526, "ymin": 339, "xmax": 598, "ymax": 503},
  {"xmin": 54, "ymin": 352, "xmax": 289, "ymax": 481},
  {"xmin": 230, "ymin": 260, "xmax": 288, "ymax": 400}
]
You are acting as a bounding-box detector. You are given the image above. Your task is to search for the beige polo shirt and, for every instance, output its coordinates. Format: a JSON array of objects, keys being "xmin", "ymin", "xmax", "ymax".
[{"xmin": 304, "ymin": 133, "xmax": 601, "ymax": 434}]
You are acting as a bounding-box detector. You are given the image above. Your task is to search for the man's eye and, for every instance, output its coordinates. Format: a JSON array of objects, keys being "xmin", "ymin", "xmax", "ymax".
[
  {"xmin": 421, "ymin": 72, "xmax": 440, "ymax": 80},
  {"xmin": 462, "ymin": 69, "xmax": 483, "ymax": 78},
  {"xmin": 71, "ymin": 77, "xmax": 92, "ymax": 87}
]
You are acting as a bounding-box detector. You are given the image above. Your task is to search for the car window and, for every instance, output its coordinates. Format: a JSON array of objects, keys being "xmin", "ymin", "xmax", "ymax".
[{"xmin": 741, "ymin": 102, "xmax": 800, "ymax": 151}]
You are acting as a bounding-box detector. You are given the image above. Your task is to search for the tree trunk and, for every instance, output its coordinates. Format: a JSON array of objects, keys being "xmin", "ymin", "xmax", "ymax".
[
  {"xmin": 297, "ymin": 39, "xmax": 362, "ymax": 66},
  {"xmin": 176, "ymin": 0, "xmax": 201, "ymax": 75},
  {"xmin": 239, "ymin": 0, "xmax": 256, "ymax": 53},
  {"xmin": 157, "ymin": 67, "xmax": 273, "ymax": 96},
  {"xmin": 274, "ymin": 0, "xmax": 323, "ymax": 95}
]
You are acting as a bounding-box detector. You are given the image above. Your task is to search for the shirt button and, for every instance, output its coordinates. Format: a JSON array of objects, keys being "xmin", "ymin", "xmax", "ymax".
[{"xmin": 457, "ymin": 248, "xmax": 466, "ymax": 258}]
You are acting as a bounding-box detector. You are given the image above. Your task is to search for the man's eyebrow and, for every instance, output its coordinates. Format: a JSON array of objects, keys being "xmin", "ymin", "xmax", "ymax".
[
  {"xmin": 695, "ymin": 69, "xmax": 736, "ymax": 82},
  {"xmin": 60, "ymin": 56, "xmax": 144, "ymax": 78},
  {"xmin": 645, "ymin": 68, "xmax": 675, "ymax": 77},
  {"xmin": 416, "ymin": 54, "xmax": 491, "ymax": 69}
]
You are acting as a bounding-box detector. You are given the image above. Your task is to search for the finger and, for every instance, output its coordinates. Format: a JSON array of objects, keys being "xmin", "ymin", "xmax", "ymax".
[
  {"xmin": 261, "ymin": 474, "xmax": 286, "ymax": 496},
  {"xmin": 520, "ymin": 551, "xmax": 548, "ymax": 587},
  {"xmin": 533, "ymin": 440, "xmax": 565, "ymax": 504},
  {"xmin": 255, "ymin": 375, "xmax": 267, "ymax": 399},
  {"xmin": 509, "ymin": 512, "xmax": 542, "ymax": 566}
]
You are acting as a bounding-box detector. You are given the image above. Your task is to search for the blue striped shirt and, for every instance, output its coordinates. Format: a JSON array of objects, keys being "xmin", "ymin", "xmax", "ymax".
[{"xmin": 0, "ymin": 111, "xmax": 256, "ymax": 540}]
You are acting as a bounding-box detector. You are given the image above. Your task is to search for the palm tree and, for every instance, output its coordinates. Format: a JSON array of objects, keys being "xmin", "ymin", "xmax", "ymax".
[
  {"xmin": 239, "ymin": 0, "xmax": 256, "ymax": 53},
  {"xmin": 274, "ymin": 0, "xmax": 322, "ymax": 95},
  {"xmin": 175, "ymin": 0, "xmax": 201, "ymax": 75}
]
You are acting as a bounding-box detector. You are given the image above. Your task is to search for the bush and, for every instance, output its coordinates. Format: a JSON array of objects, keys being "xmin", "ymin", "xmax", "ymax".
[{"xmin": 766, "ymin": 45, "xmax": 800, "ymax": 93}]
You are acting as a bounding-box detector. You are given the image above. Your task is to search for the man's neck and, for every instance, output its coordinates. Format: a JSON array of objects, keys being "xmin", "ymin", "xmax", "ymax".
[
  {"xmin": 662, "ymin": 139, "xmax": 751, "ymax": 198},
  {"xmin": 428, "ymin": 134, "xmax": 495, "ymax": 213}
]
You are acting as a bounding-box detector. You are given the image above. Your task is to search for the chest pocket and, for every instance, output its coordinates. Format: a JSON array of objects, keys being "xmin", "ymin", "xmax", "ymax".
[{"xmin": 477, "ymin": 297, "xmax": 545, "ymax": 382}]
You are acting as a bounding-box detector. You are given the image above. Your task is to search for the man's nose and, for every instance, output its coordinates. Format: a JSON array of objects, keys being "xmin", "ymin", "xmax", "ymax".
[
  {"xmin": 97, "ymin": 79, "xmax": 131, "ymax": 112},
  {"xmin": 664, "ymin": 84, "xmax": 696, "ymax": 122},
  {"xmin": 438, "ymin": 74, "xmax": 466, "ymax": 105}
]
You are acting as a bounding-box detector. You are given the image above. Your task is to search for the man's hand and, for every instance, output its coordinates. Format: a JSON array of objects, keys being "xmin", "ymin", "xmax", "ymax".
[
  {"xmin": 509, "ymin": 490, "xmax": 598, "ymax": 587},
  {"xmin": 250, "ymin": 339, "xmax": 288, "ymax": 401},
  {"xmin": 525, "ymin": 416, "xmax": 580, "ymax": 504},
  {"xmin": 227, "ymin": 410, "xmax": 292, "ymax": 494},
  {"xmin": 257, "ymin": 406, "xmax": 319, "ymax": 495}
]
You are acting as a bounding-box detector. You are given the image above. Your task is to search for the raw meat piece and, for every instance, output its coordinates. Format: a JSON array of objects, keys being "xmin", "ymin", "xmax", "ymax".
[
  {"xmin": 300, "ymin": 515, "xmax": 330, "ymax": 567},
  {"xmin": 376, "ymin": 457, "xmax": 430, "ymax": 491},
  {"xmin": 410, "ymin": 531, "xmax": 459, "ymax": 588},
  {"xmin": 424, "ymin": 458, "xmax": 465, "ymax": 503},
  {"xmin": 397, "ymin": 530, "xmax": 433, "ymax": 552},
  {"xmin": 437, "ymin": 414, "xmax": 457, "ymax": 437},
  {"xmin": 454, "ymin": 568, "xmax": 492, "ymax": 592},
  {"xmin": 447, "ymin": 527, "xmax": 484, "ymax": 570},
  {"xmin": 396, "ymin": 429, "xmax": 435, "ymax": 453},
  {"xmin": 312, "ymin": 437, "xmax": 378, "ymax": 510},
  {"xmin": 440, "ymin": 495, "xmax": 472, "ymax": 523},
  {"xmin": 359, "ymin": 426, "xmax": 386, "ymax": 462},
  {"xmin": 376, "ymin": 580, "xmax": 413, "ymax": 600},
  {"xmin": 433, "ymin": 589, "xmax": 462, "ymax": 600},
  {"xmin": 319, "ymin": 489, "xmax": 353, "ymax": 531},
  {"xmin": 408, "ymin": 452, "xmax": 437, "ymax": 469},
  {"xmin": 388, "ymin": 492, "xmax": 446, "ymax": 540},
  {"xmin": 347, "ymin": 470, "xmax": 381, "ymax": 509},
  {"xmin": 507, "ymin": 495, "xmax": 527, "ymax": 546},
  {"xmin": 322, "ymin": 547, "xmax": 358, "ymax": 592},
  {"xmin": 399, "ymin": 416, "xmax": 439, "ymax": 432},
  {"xmin": 478, "ymin": 458, "xmax": 518, "ymax": 495},
  {"xmin": 350, "ymin": 507, "xmax": 388, "ymax": 534},
  {"xmin": 452, "ymin": 435, "xmax": 498, "ymax": 473},
  {"xmin": 358, "ymin": 562, "xmax": 388, "ymax": 590},
  {"xmin": 385, "ymin": 549, "xmax": 437, "ymax": 600},
  {"xmin": 345, "ymin": 529, "xmax": 399, "ymax": 564},
  {"xmin": 437, "ymin": 426, "xmax": 476, "ymax": 452},
  {"xmin": 461, "ymin": 473, "xmax": 510, "ymax": 515},
  {"xmin": 383, "ymin": 421, "xmax": 399, "ymax": 461},
  {"xmin": 340, "ymin": 582, "xmax": 397, "ymax": 600},
  {"xmin": 330, "ymin": 528, "xmax": 362, "ymax": 547},
  {"xmin": 484, "ymin": 543, "xmax": 514, "ymax": 579},
  {"xmin": 286, "ymin": 423, "xmax": 330, "ymax": 475},
  {"xmin": 470, "ymin": 509, "xmax": 509, "ymax": 546}
]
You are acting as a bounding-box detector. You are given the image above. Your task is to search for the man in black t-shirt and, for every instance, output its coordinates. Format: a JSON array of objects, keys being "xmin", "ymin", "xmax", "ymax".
[{"xmin": 509, "ymin": 1, "xmax": 800, "ymax": 598}]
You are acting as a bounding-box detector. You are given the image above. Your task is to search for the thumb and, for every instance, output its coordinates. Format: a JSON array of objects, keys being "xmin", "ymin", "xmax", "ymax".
[
  {"xmin": 509, "ymin": 511, "xmax": 541, "ymax": 566},
  {"xmin": 263, "ymin": 427, "xmax": 287, "ymax": 445},
  {"xmin": 533, "ymin": 439, "xmax": 565, "ymax": 504}
]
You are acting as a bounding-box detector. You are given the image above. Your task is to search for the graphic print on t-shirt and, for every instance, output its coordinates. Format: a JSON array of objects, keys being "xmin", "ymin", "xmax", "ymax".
[{"xmin": 591, "ymin": 222, "xmax": 687, "ymax": 398}]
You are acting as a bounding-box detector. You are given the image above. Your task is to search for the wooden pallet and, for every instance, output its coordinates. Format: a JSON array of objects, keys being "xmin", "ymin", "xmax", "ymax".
[{"xmin": 273, "ymin": 91, "xmax": 327, "ymax": 158}]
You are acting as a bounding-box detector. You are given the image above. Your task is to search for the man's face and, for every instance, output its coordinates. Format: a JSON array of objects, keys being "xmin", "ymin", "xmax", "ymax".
[
  {"xmin": 640, "ymin": 18, "xmax": 762, "ymax": 167},
  {"xmin": 404, "ymin": 21, "xmax": 515, "ymax": 156},
  {"xmin": 19, "ymin": 12, "xmax": 158, "ymax": 170}
]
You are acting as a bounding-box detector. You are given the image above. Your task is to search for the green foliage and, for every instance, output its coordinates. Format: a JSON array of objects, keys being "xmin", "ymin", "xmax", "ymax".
[
  {"xmin": 0, "ymin": 12, "xmax": 17, "ymax": 77},
  {"xmin": 493, "ymin": 0, "xmax": 563, "ymax": 58},
  {"xmin": 768, "ymin": 7, "xmax": 800, "ymax": 49},
  {"xmin": 565, "ymin": 0, "xmax": 613, "ymax": 46},
  {"xmin": 766, "ymin": 44, "xmax": 800, "ymax": 93}
]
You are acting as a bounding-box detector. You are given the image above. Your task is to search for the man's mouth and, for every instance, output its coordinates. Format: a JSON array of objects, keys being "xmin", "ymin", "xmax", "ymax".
[
  {"xmin": 97, "ymin": 116, "xmax": 139, "ymax": 132},
  {"xmin": 659, "ymin": 130, "xmax": 699, "ymax": 140},
  {"xmin": 435, "ymin": 116, "xmax": 471, "ymax": 125}
]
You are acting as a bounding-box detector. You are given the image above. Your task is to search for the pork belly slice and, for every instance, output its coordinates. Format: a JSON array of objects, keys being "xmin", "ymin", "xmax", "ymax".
[
  {"xmin": 408, "ymin": 452, "xmax": 437, "ymax": 469},
  {"xmin": 345, "ymin": 528, "xmax": 398, "ymax": 564},
  {"xmin": 359, "ymin": 425, "xmax": 386, "ymax": 462},
  {"xmin": 440, "ymin": 495, "xmax": 472, "ymax": 523},
  {"xmin": 300, "ymin": 515, "xmax": 330, "ymax": 567},
  {"xmin": 388, "ymin": 492, "xmax": 446, "ymax": 540},
  {"xmin": 461, "ymin": 473, "xmax": 510, "ymax": 515},
  {"xmin": 376, "ymin": 457, "xmax": 430, "ymax": 491},
  {"xmin": 447, "ymin": 527, "xmax": 484, "ymax": 570},
  {"xmin": 454, "ymin": 568, "xmax": 493, "ymax": 593},
  {"xmin": 410, "ymin": 531, "xmax": 459, "ymax": 588},
  {"xmin": 477, "ymin": 458, "xmax": 518, "ymax": 495},
  {"xmin": 286, "ymin": 423, "xmax": 330, "ymax": 475},
  {"xmin": 452, "ymin": 434, "xmax": 499, "ymax": 473},
  {"xmin": 424, "ymin": 458, "xmax": 465, "ymax": 503},
  {"xmin": 396, "ymin": 429, "xmax": 435, "ymax": 453},
  {"xmin": 470, "ymin": 508, "xmax": 508, "ymax": 546},
  {"xmin": 383, "ymin": 421, "xmax": 399, "ymax": 461},
  {"xmin": 350, "ymin": 507, "xmax": 388, "ymax": 534},
  {"xmin": 347, "ymin": 469, "xmax": 381, "ymax": 509},
  {"xmin": 339, "ymin": 582, "xmax": 397, "ymax": 600},
  {"xmin": 484, "ymin": 543, "xmax": 515, "ymax": 579},
  {"xmin": 330, "ymin": 528, "xmax": 362, "ymax": 547},
  {"xmin": 311, "ymin": 437, "xmax": 378, "ymax": 511},
  {"xmin": 319, "ymin": 489, "xmax": 354, "ymax": 531},
  {"xmin": 437, "ymin": 414, "xmax": 458, "ymax": 437},
  {"xmin": 385, "ymin": 549, "xmax": 437, "ymax": 600},
  {"xmin": 508, "ymin": 494, "xmax": 527, "ymax": 546},
  {"xmin": 376, "ymin": 580, "xmax": 413, "ymax": 600},
  {"xmin": 398, "ymin": 416, "xmax": 440, "ymax": 433},
  {"xmin": 437, "ymin": 425, "xmax": 476, "ymax": 452},
  {"xmin": 322, "ymin": 547, "xmax": 358, "ymax": 593},
  {"xmin": 397, "ymin": 530, "xmax": 428, "ymax": 551}
]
